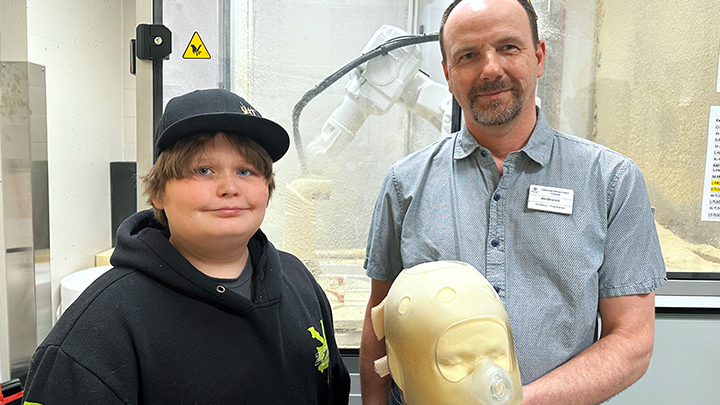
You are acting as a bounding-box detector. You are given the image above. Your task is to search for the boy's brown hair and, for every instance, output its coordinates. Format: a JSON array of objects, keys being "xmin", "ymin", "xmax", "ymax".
[{"xmin": 141, "ymin": 131, "xmax": 276, "ymax": 227}]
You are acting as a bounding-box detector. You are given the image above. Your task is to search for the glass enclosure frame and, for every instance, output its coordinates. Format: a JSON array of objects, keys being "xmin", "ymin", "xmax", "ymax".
[{"xmin": 141, "ymin": 0, "xmax": 720, "ymax": 348}]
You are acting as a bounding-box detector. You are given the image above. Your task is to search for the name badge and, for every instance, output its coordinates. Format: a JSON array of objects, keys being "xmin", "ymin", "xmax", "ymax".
[{"xmin": 527, "ymin": 184, "xmax": 574, "ymax": 215}]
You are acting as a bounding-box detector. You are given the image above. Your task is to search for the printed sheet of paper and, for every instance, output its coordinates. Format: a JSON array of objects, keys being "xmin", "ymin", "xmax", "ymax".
[{"xmin": 701, "ymin": 106, "xmax": 720, "ymax": 221}]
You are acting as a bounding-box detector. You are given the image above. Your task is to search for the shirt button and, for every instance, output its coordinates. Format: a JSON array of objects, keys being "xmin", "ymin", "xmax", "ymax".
[
  {"xmin": 481, "ymin": 151, "xmax": 488, "ymax": 157},
  {"xmin": 493, "ymin": 194, "xmax": 501, "ymax": 201},
  {"xmin": 491, "ymin": 239, "xmax": 500, "ymax": 247}
]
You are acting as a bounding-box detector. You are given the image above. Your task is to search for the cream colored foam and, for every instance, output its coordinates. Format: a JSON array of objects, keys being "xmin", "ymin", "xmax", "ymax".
[
  {"xmin": 95, "ymin": 248, "xmax": 114, "ymax": 266},
  {"xmin": 372, "ymin": 261, "xmax": 522, "ymax": 405}
]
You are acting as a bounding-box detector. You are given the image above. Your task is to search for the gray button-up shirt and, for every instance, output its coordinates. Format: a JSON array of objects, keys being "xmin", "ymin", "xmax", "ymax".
[{"xmin": 364, "ymin": 109, "xmax": 667, "ymax": 384}]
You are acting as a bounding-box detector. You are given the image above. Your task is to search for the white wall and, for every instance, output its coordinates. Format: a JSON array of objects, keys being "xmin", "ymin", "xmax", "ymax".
[
  {"xmin": 122, "ymin": 0, "xmax": 137, "ymax": 162},
  {"xmin": 27, "ymin": 0, "xmax": 126, "ymax": 320}
]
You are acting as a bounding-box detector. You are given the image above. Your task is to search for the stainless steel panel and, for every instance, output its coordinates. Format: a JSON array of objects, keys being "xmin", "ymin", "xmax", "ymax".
[
  {"xmin": 28, "ymin": 63, "xmax": 51, "ymax": 344},
  {"xmin": 0, "ymin": 61, "xmax": 50, "ymax": 380},
  {"xmin": 5, "ymin": 249, "xmax": 35, "ymax": 378}
]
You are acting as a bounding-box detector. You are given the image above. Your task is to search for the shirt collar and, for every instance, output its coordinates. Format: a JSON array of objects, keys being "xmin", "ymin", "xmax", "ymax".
[
  {"xmin": 453, "ymin": 107, "xmax": 554, "ymax": 167},
  {"xmin": 453, "ymin": 125, "xmax": 482, "ymax": 160}
]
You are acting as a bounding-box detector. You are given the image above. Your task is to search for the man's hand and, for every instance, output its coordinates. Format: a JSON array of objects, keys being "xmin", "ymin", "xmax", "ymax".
[
  {"xmin": 359, "ymin": 279, "xmax": 394, "ymax": 404},
  {"xmin": 521, "ymin": 292, "xmax": 656, "ymax": 405}
]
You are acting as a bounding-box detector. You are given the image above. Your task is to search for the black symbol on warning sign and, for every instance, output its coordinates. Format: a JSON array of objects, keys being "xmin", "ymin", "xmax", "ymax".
[{"xmin": 183, "ymin": 32, "xmax": 211, "ymax": 59}]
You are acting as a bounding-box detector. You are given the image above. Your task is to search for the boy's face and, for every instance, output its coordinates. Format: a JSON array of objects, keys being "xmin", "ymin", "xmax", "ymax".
[{"xmin": 152, "ymin": 135, "xmax": 269, "ymax": 251}]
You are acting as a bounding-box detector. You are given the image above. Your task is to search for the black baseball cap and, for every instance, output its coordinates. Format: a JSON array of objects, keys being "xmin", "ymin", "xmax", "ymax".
[{"xmin": 154, "ymin": 88, "xmax": 290, "ymax": 161}]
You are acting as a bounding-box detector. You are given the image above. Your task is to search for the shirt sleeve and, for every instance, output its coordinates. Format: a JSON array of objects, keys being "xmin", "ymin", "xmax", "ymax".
[
  {"xmin": 23, "ymin": 345, "xmax": 129, "ymax": 405},
  {"xmin": 598, "ymin": 159, "xmax": 667, "ymax": 297},
  {"xmin": 364, "ymin": 164, "xmax": 406, "ymax": 281}
]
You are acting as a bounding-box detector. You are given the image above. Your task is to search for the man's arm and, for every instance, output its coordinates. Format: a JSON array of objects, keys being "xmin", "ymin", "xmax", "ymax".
[
  {"xmin": 521, "ymin": 292, "xmax": 656, "ymax": 405},
  {"xmin": 360, "ymin": 279, "xmax": 394, "ymax": 405}
]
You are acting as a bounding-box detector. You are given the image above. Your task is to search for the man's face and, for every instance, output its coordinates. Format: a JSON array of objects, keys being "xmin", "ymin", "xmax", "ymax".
[
  {"xmin": 153, "ymin": 135, "xmax": 269, "ymax": 253},
  {"xmin": 442, "ymin": 0, "xmax": 545, "ymax": 129}
]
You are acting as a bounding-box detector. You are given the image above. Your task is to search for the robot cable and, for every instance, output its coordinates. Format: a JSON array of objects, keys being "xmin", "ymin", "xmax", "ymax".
[{"xmin": 292, "ymin": 32, "xmax": 439, "ymax": 175}]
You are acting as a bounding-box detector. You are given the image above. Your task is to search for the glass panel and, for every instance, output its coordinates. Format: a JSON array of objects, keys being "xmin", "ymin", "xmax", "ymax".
[
  {"xmin": 531, "ymin": 0, "xmax": 720, "ymax": 277},
  {"xmin": 161, "ymin": 0, "xmax": 720, "ymax": 348},
  {"xmin": 163, "ymin": 1, "xmax": 225, "ymax": 100},
  {"xmin": 163, "ymin": 0, "xmax": 444, "ymax": 348},
  {"xmin": 592, "ymin": 0, "xmax": 720, "ymax": 277},
  {"xmin": 498, "ymin": 0, "xmax": 720, "ymax": 278}
]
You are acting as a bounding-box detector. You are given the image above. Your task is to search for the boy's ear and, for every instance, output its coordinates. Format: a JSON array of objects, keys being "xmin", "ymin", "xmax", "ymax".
[{"xmin": 152, "ymin": 198, "xmax": 164, "ymax": 210}]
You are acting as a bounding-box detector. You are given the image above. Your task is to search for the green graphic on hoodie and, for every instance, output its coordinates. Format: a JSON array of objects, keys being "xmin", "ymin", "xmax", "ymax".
[{"xmin": 308, "ymin": 320, "xmax": 329, "ymax": 372}]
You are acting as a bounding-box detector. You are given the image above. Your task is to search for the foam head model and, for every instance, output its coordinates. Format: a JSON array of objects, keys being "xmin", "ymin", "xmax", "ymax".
[{"xmin": 371, "ymin": 261, "xmax": 522, "ymax": 405}]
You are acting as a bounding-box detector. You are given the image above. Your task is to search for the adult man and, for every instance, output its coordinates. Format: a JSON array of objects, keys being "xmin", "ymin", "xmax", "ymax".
[{"xmin": 359, "ymin": 0, "xmax": 667, "ymax": 404}]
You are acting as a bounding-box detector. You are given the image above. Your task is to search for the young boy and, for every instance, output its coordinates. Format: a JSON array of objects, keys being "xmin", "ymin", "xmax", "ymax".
[{"xmin": 22, "ymin": 89, "xmax": 351, "ymax": 404}]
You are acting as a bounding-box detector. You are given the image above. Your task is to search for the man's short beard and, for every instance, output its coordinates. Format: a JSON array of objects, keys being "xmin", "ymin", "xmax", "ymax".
[{"xmin": 468, "ymin": 78, "xmax": 524, "ymax": 126}]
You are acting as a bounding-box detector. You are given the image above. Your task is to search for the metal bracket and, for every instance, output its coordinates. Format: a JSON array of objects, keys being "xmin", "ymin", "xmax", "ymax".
[
  {"xmin": 135, "ymin": 24, "xmax": 172, "ymax": 61},
  {"xmin": 129, "ymin": 39, "xmax": 137, "ymax": 75}
]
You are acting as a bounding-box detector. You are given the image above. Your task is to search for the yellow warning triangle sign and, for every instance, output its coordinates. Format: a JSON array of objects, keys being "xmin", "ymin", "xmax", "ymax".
[{"xmin": 183, "ymin": 32, "xmax": 211, "ymax": 59}]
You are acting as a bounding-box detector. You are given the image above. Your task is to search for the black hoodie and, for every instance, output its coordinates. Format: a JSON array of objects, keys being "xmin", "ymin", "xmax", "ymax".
[{"xmin": 23, "ymin": 210, "xmax": 350, "ymax": 405}]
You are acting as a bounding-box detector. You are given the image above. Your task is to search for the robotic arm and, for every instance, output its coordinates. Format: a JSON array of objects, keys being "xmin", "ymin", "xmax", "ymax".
[{"xmin": 303, "ymin": 25, "xmax": 452, "ymax": 170}]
